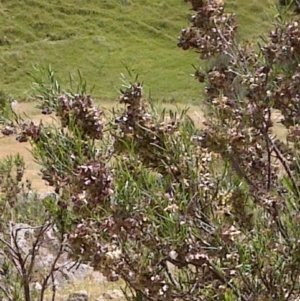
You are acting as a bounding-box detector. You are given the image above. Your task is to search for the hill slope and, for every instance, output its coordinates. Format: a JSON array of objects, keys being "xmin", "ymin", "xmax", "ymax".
[{"xmin": 0, "ymin": 0, "xmax": 275, "ymax": 101}]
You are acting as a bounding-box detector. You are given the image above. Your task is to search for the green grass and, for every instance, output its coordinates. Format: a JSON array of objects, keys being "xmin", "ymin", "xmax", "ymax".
[{"xmin": 0, "ymin": 0, "xmax": 276, "ymax": 102}]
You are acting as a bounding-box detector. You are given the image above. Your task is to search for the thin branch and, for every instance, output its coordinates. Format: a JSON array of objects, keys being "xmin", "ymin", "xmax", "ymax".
[
  {"xmin": 207, "ymin": 261, "xmax": 248, "ymax": 301},
  {"xmin": 39, "ymin": 232, "xmax": 65, "ymax": 301},
  {"xmin": 9, "ymin": 222, "xmax": 31, "ymax": 301},
  {"xmin": 268, "ymin": 134, "xmax": 300, "ymax": 198},
  {"xmin": 0, "ymin": 236, "xmax": 20, "ymax": 263},
  {"xmin": 26, "ymin": 222, "xmax": 52, "ymax": 277},
  {"xmin": 50, "ymin": 271, "xmax": 57, "ymax": 301},
  {"xmin": 0, "ymin": 284, "xmax": 13, "ymax": 301},
  {"xmin": 261, "ymin": 107, "xmax": 272, "ymax": 190}
]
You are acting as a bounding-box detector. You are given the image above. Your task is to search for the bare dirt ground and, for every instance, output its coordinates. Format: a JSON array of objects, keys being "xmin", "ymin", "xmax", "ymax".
[{"xmin": 0, "ymin": 103, "xmax": 58, "ymax": 191}]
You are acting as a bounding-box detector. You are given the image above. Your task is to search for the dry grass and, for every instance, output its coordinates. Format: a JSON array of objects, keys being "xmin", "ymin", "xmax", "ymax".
[
  {"xmin": 44, "ymin": 278, "xmax": 126, "ymax": 301},
  {"xmin": 272, "ymin": 109, "xmax": 288, "ymax": 142}
]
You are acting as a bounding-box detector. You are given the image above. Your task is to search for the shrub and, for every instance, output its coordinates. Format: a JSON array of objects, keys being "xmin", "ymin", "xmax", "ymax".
[
  {"xmin": 3, "ymin": 0, "xmax": 300, "ymax": 300},
  {"xmin": 0, "ymin": 155, "xmax": 73, "ymax": 301}
]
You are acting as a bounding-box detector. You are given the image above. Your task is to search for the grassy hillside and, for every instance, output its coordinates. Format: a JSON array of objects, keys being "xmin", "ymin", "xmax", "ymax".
[{"xmin": 0, "ymin": 0, "xmax": 275, "ymax": 102}]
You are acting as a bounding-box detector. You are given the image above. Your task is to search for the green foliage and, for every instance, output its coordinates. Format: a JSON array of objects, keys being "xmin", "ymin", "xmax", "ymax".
[
  {"xmin": 27, "ymin": 65, "xmax": 93, "ymax": 112},
  {"xmin": 0, "ymin": 90, "xmax": 13, "ymax": 123},
  {"xmin": 0, "ymin": 0, "xmax": 274, "ymax": 102},
  {"xmin": 0, "ymin": 90, "xmax": 8, "ymax": 111},
  {"xmin": 3, "ymin": 1, "xmax": 300, "ymax": 301}
]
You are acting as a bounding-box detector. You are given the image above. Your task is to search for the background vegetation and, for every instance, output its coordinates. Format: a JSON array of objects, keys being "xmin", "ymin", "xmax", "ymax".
[{"xmin": 1, "ymin": 0, "xmax": 274, "ymax": 101}]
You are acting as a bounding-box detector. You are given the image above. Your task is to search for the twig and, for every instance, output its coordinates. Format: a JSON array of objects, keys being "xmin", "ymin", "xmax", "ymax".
[
  {"xmin": 268, "ymin": 135, "xmax": 300, "ymax": 198},
  {"xmin": 39, "ymin": 231, "xmax": 66, "ymax": 301},
  {"xmin": 0, "ymin": 284, "xmax": 13, "ymax": 301}
]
